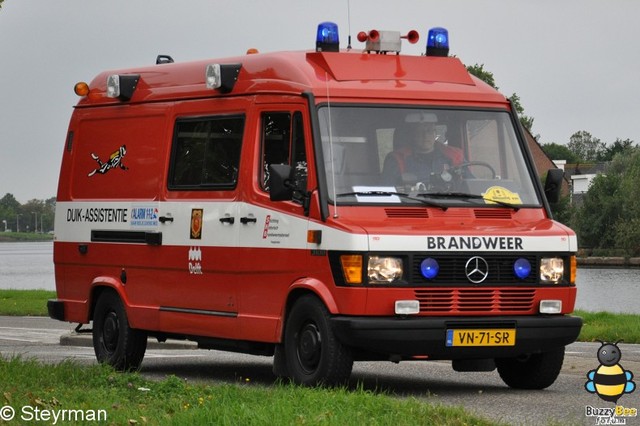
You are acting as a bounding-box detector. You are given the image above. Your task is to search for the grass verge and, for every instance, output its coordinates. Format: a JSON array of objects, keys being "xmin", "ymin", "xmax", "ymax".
[
  {"xmin": 0, "ymin": 232, "xmax": 53, "ymax": 242},
  {"xmin": 0, "ymin": 290, "xmax": 55, "ymax": 316},
  {"xmin": 574, "ymin": 309, "xmax": 640, "ymax": 343},
  {"xmin": 1, "ymin": 291, "xmax": 639, "ymax": 343},
  {"xmin": 0, "ymin": 356, "xmax": 498, "ymax": 426}
]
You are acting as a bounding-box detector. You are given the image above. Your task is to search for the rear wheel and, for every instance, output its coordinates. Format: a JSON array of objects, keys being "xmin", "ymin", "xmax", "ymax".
[
  {"xmin": 496, "ymin": 347, "xmax": 565, "ymax": 389},
  {"xmin": 92, "ymin": 290, "xmax": 147, "ymax": 371},
  {"xmin": 284, "ymin": 295, "xmax": 353, "ymax": 386}
]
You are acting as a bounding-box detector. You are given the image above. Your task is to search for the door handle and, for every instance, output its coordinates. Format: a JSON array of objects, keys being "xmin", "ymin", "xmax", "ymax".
[
  {"xmin": 219, "ymin": 217, "xmax": 235, "ymax": 224},
  {"xmin": 240, "ymin": 217, "xmax": 257, "ymax": 224},
  {"xmin": 159, "ymin": 216, "xmax": 174, "ymax": 224}
]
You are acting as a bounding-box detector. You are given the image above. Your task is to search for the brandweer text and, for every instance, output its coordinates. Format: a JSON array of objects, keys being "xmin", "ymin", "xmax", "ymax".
[{"xmin": 427, "ymin": 236, "xmax": 524, "ymax": 251}]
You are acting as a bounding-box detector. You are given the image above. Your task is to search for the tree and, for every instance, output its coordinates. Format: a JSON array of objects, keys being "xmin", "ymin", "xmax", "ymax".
[
  {"xmin": 0, "ymin": 193, "xmax": 21, "ymax": 232},
  {"xmin": 541, "ymin": 142, "xmax": 579, "ymax": 163},
  {"xmin": 600, "ymin": 138, "xmax": 635, "ymax": 161},
  {"xmin": 549, "ymin": 193, "xmax": 573, "ymax": 226},
  {"xmin": 22, "ymin": 199, "xmax": 46, "ymax": 233},
  {"xmin": 466, "ymin": 64, "xmax": 497, "ymax": 89},
  {"xmin": 508, "ymin": 93, "xmax": 534, "ymax": 133},
  {"xmin": 0, "ymin": 193, "xmax": 56, "ymax": 233},
  {"xmin": 466, "ymin": 64, "xmax": 534, "ymax": 132},
  {"xmin": 572, "ymin": 147, "xmax": 640, "ymax": 255},
  {"xmin": 566, "ymin": 130, "xmax": 606, "ymax": 162},
  {"xmin": 0, "ymin": 0, "xmax": 4, "ymax": 10},
  {"xmin": 572, "ymin": 171, "xmax": 623, "ymax": 250},
  {"xmin": 0, "ymin": 193, "xmax": 20, "ymax": 212}
]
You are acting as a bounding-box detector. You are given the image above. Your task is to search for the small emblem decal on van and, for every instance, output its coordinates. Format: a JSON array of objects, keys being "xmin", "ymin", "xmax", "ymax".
[
  {"xmin": 190, "ymin": 209, "xmax": 203, "ymax": 239},
  {"xmin": 88, "ymin": 145, "xmax": 128, "ymax": 176},
  {"xmin": 262, "ymin": 215, "xmax": 271, "ymax": 239},
  {"xmin": 130, "ymin": 205, "xmax": 159, "ymax": 227},
  {"xmin": 188, "ymin": 246, "xmax": 203, "ymax": 275}
]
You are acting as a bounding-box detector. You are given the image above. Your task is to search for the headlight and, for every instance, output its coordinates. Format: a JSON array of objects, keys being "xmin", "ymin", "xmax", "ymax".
[
  {"xmin": 540, "ymin": 257, "xmax": 564, "ymax": 284},
  {"xmin": 368, "ymin": 256, "xmax": 403, "ymax": 284}
]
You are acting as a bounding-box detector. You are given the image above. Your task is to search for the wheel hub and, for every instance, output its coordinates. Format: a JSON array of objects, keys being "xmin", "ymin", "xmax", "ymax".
[
  {"xmin": 102, "ymin": 311, "xmax": 119, "ymax": 352},
  {"xmin": 297, "ymin": 323, "xmax": 321, "ymax": 373}
]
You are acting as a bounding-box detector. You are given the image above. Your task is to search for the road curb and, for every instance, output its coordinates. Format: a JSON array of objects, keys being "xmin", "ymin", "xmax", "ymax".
[{"xmin": 59, "ymin": 332, "xmax": 197, "ymax": 350}]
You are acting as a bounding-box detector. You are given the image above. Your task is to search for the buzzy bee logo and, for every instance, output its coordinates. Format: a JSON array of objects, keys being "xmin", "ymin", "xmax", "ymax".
[
  {"xmin": 586, "ymin": 341, "xmax": 636, "ymax": 403},
  {"xmin": 584, "ymin": 341, "xmax": 637, "ymax": 424}
]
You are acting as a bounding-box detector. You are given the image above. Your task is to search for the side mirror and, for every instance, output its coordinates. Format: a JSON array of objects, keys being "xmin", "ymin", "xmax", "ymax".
[
  {"xmin": 269, "ymin": 164, "xmax": 294, "ymax": 201},
  {"xmin": 544, "ymin": 168, "xmax": 564, "ymax": 204}
]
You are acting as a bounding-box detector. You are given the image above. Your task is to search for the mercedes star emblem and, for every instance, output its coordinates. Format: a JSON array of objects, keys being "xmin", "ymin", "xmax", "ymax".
[{"xmin": 465, "ymin": 256, "xmax": 489, "ymax": 283}]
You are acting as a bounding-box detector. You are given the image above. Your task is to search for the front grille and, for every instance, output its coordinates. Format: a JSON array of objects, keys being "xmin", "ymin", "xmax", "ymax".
[
  {"xmin": 473, "ymin": 209, "xmax": 513, "ymax": 219},
  {"xmin": 415, "ymin": 288, "xmax": 536, "ymax": 314},
  {"xmin": 385, "ymin": 208, "xmax": 429, "ymax": 218},
  {"xmin": 410, "ymin": 254, "xmax": 538, "ymax": 286}
]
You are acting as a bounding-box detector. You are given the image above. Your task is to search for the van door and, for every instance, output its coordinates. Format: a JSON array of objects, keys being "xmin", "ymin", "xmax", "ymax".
[
  {"xmin": 157, "ymin": 99, "xmax": 248, "ymax": 338},
  {"xmin": 236, "ymin": 108, "xmax": 312, "ymax": 341}
]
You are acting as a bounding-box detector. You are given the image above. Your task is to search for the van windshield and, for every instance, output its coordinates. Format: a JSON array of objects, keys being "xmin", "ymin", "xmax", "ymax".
[{"xmin": 318, "ymin": 106, "xmax": 541, "ymax": 207}]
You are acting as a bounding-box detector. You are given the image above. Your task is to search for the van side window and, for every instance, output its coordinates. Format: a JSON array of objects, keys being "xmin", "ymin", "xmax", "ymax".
[
  {"xmin": 169, "ymin": 116, "xmax": 244, "ymax": 190},
  {"xmin": 261, "ymin": 111, "xmax": 307, "ymax": 193}
]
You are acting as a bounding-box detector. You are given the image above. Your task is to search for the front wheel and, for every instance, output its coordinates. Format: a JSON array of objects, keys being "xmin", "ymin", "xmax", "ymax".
[
  {"xmin": 496, "ymin": 347, "xmax": 565, "ymax": 389},
  {"xmin": 92, "ymin": 290, "xmax": 147, "ymax": 371},
  {"xmin": 284, "ymin": 295, "xmax": 353, "ymax": 386}
]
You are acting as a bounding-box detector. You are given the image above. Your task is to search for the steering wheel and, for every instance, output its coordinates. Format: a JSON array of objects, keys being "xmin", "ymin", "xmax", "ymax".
[{"xmin": 453, "ymin": 161, "xmax": 496, "ymax": 179}]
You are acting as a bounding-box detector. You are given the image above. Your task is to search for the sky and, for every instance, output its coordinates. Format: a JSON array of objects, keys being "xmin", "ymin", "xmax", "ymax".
[{"xmin": 1, "ymin": 0, "xmax": 639, "ymax": 203}]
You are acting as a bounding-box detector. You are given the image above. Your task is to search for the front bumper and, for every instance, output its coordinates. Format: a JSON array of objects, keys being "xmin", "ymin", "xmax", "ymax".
[{"xmin": 331, "ymin": 314, "xmax": 582, "ymax": 360}]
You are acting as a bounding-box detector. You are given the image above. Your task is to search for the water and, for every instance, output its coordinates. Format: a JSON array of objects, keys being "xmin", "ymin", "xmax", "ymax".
[
  {"xmin": 1, "ymin": 242, "xmax": 638, "ymax": 313},
  {"xmin": 0, "ymin": 242, "xmax": 55, "ymax": 290},
  {"xmin": 575, "ymin": 267, "xmax": 640, "ymax": 314}
]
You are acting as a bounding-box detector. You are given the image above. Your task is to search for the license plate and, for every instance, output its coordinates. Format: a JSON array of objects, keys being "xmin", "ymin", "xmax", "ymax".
[{"xmin": 446, "ymin": 329, "xmax": 516, "ymax": 347}]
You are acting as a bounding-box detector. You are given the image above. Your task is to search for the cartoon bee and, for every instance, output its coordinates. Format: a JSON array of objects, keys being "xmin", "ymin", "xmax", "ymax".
[{"xmin": 585, "ymin": 340, "xmax": 636, "ymax": 403}]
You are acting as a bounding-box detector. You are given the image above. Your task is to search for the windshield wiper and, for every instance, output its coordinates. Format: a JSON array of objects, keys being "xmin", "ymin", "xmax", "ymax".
[
  {"xmin": 418, "ymin": 192, "xmax": 521, "ymax": 211},
  {"xmin": 336, "ymin": 191, "xmax": 447, "ymax": 210}
]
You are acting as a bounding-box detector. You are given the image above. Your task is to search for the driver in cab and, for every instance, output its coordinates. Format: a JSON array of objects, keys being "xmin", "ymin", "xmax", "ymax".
[{"xmin": 382, "ymin": 120, "xmax": 459, "ymax": 190}]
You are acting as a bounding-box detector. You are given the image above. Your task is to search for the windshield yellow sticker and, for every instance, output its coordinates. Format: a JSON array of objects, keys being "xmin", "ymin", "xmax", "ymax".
[{"xmin": 482, "ymin": 186, "xmax": 523, "ymax": 205}]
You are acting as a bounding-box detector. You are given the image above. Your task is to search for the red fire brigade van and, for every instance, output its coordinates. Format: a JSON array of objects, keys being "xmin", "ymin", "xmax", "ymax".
[{"xmin": 49, "ymin": 23, "xmax": 581, "ymax": 389}]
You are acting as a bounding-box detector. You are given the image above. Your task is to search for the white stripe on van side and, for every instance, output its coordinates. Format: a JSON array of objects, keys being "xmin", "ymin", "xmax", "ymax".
[{"xmin": 54, "ymin": 201, "xmax": 576, "ymax": 253}]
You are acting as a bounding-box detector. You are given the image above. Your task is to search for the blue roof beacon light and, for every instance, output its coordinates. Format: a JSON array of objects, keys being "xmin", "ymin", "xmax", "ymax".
[
  {"xmin": 426, "ymin": 27, "xmax": 449, "ymax": 57},
  {"xmin": 513, "ymin": 258, "xmax": 532, "ymax": 280},
  {"xmin": 316, "ymin": 21, "xmax": 340, "ymax": 52},
  {"xmin": 420, "ymin": 257, "xmax": 440, "ymax": 280}
]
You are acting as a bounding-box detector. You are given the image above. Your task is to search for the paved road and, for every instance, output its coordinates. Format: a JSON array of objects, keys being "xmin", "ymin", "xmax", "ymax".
[{"xmin": 1, "ymin": 316, "xmax": 639, "ymax": 425}]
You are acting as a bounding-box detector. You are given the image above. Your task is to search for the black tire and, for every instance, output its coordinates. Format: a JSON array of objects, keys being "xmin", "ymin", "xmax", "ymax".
[
  {"xmin": 496, "ymin": 347, "xmax": 565, "ymax": 389},
  {"xmin": 272, "ymin": 344, "xmax": 289, "ymax": 379},
  {"xmin": 284, "ymin": 295, "xmax": 353, "ymax": 386},
  {"xmin": 92, "ymin": 290, "xmax": 147, "ymax": 371}
]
